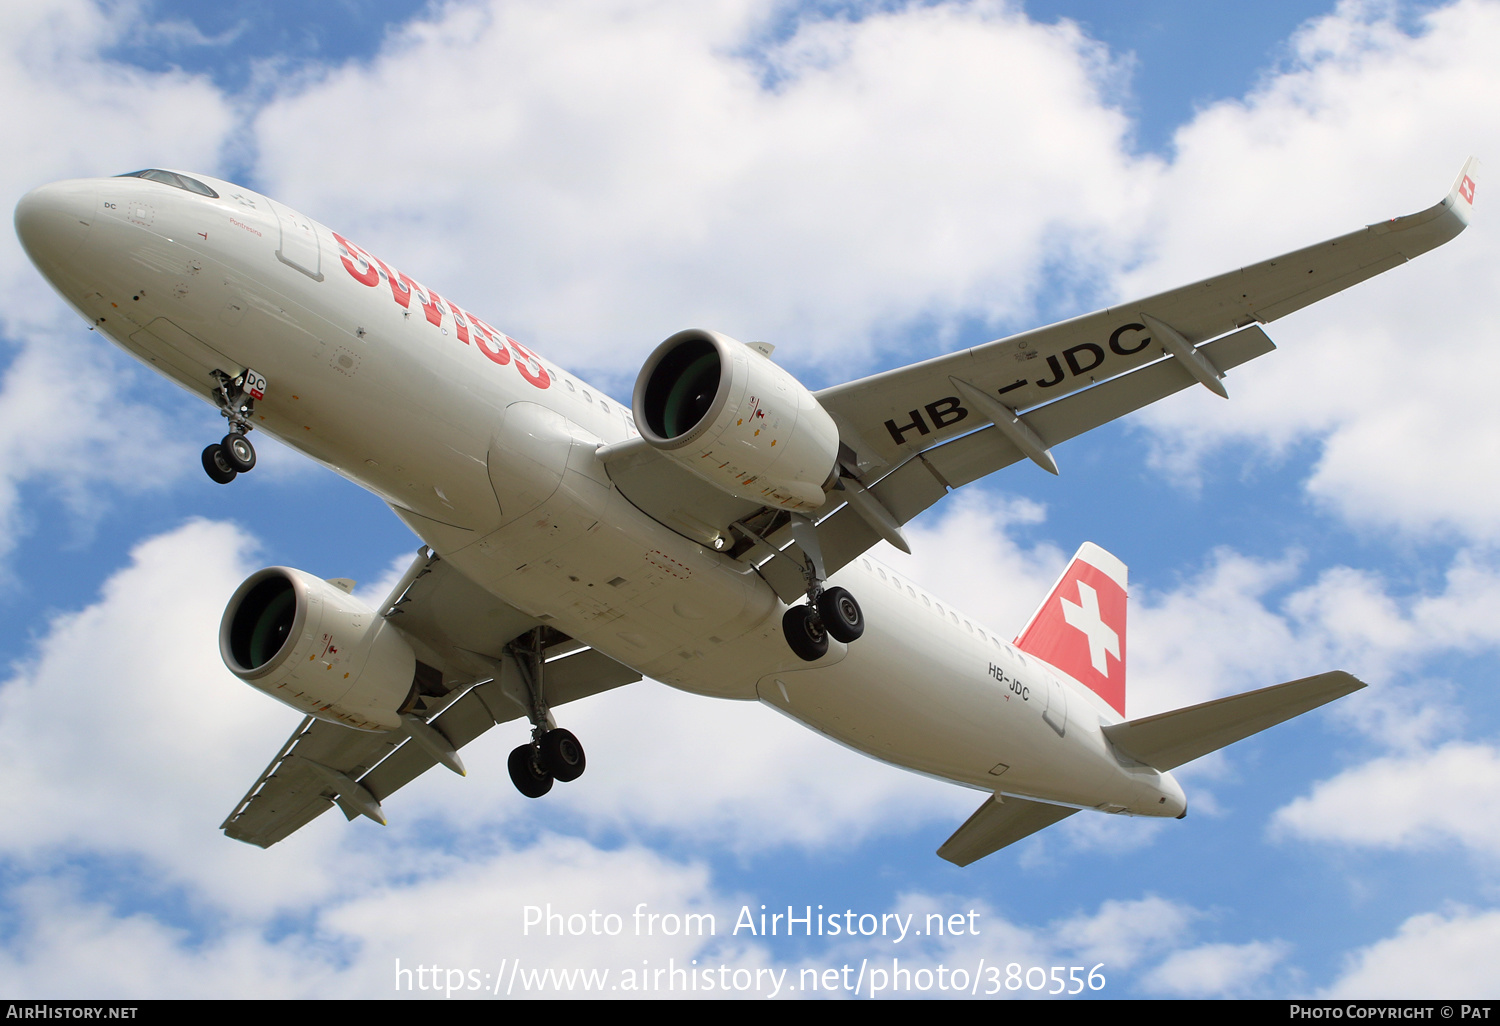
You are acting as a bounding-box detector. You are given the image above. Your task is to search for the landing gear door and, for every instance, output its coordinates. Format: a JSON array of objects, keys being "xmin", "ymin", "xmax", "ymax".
[{"xmin": 127, "ymin": 317, "xmax": 242, "ymax": 397}]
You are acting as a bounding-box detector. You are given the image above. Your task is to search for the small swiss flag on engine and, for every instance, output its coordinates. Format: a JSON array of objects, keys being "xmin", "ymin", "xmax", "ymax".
[{"xmin": 1014, "ymin": 542, "xmax": 1128, "ymax": 716}]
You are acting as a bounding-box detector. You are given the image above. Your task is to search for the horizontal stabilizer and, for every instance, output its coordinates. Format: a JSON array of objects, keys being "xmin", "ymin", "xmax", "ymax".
[
  {"xmin": 1101, "ymin": 671, "xmax": 1365, "ymax": 772},
  {"xmin": 937, "ymin": 794, "xmax": 1078, "ymax": 867}
]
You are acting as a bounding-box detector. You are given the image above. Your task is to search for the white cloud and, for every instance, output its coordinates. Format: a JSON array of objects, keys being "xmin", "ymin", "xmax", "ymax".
[
  {"xmin": 0, "ymin": 876, "xmax": 337, "ymax": 999},
  {"xmin": 324, "ymin": 835, "xmax": 762, "ymax": 999},
  {"xmin": 251, "ymin": 0, "xmax": 1151, "ymax": 380},
  {"xmin": 0, "ymin": 519, "xmax": 355, "ymax": 910},
  {"xmin": 0, "ymin": 833, "xmax": 755, "ymax": 998},
  {"xmin": 1125, "ymin": 0, "xmax": 1500, "ymax": 543},
  {"xmin": 1323, "ymin": 905, "xmax": 1500, "ymax": 997},
  {"xmin": 0, "ymin": 337, "xmax": 192, "ymax": 559},
  {"xmin": 855, "ymin": 892, "xmax": 1220, "ymax": 998},
  {"xmin": 1274, "ymin": 741, "xmax": 1500, "ymax": 856},
  {"xmin": 0, "ymin": 0, "xmax": 237, "ymax": 556},
  {"xmin": 880, "ymin": 490, "xmax": 1500, "ymax": 743},
  {"xmin": 0, "ymin": 0, "xmax": 234, "ymax": 325},
  {"xmin": 1049, "ymin": 895, "xmax": 1198, "ymax": 971},
  {"xmin": 1140, "ymin": 939, "xmax": 1290, "ymax": 997}
]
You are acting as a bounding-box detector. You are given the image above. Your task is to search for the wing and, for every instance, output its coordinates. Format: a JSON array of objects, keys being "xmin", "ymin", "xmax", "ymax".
[
  {"xmin": 818, "ymin": 158, "xmax": 1478, "ymax": 475},
  {"xmin": 608, "ymin": 161, "xmax": 1476, "ymax": 600},
  {"xmin": 220, "ymin": 549, "xmax": 642, "ymax": 847}
]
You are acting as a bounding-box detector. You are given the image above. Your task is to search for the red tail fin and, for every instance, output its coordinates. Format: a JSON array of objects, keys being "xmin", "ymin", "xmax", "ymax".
[{"xmin": 1014, "ymin": 542, "xmax": 1128, "ymax": 715}]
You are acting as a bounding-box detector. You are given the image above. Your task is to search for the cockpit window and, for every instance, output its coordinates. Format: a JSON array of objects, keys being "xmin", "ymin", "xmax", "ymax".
[{"xmin": 115, "ymin": 169, "xmax": 219, "ymax": 198}]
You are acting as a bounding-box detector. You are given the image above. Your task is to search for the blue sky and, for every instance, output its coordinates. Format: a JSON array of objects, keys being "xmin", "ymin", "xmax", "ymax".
[{"xmin": 1, "ymin": 0, "xmax": 1497, "ymax": 999}]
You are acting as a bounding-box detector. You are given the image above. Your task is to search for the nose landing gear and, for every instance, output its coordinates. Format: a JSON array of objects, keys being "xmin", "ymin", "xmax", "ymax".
[{"xmin": 201, "ymin": 368, "xmax": 265, "ymax": 485}]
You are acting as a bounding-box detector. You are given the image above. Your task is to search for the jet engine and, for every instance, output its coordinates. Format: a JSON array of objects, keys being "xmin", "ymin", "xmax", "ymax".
[
  {"xmin": 632, "ymin": 329, "xmax": 840, "ymax": 512},
  {"xmin": 220, "ymin": 567, "xmax": 417, "ymax": 732}
]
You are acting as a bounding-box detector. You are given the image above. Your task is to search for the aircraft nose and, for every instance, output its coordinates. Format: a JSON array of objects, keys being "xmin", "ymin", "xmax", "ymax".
[{"xmin": 15, "ymin": 179, "xmax": 97, "ymax": 272}]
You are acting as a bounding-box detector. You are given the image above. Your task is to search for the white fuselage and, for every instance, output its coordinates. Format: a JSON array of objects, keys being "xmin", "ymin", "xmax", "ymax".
[{"xmin": 17, "ymin": 172, "xmax": 1184, "ymax": 819}]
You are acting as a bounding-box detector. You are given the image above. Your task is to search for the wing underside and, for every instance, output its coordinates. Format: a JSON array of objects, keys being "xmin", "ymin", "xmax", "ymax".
[{"xmin": 221, "ymin": 550, "xmax": 642, "ymax": 847}]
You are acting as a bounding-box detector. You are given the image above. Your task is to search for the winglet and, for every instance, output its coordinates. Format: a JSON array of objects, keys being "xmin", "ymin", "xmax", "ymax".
[
  {"xmin": 1364, "ymin": 157, "xmax": 1476, "ymax": 253},
  {"xmin": 1444, "ymin": 156, "xmax": 1480, "ymax": 227}
]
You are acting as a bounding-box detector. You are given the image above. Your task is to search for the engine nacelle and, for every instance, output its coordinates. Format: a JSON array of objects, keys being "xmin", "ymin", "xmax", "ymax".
[
  {"xmin": 633, "ymin": 329, "xmax": 840, "ymax": 511},
  {"xmin": 220, "ymin": 567, "xmax": 417, "ymax": 732}
]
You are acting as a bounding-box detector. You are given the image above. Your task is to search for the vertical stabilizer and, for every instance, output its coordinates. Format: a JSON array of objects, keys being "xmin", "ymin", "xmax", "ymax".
[{"xmin": 1015, "ymin": 542, "xmax": 1128, "ymax": 715}]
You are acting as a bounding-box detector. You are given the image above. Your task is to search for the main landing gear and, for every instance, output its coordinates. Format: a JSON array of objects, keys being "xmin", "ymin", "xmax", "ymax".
[
  {"xmin": 783, "ymin": 586, "xmax": 865, "ymax": 661},
  {"xmin": 780, "ymin": 514, "xmax": 865, "ymax": 662},
  {"xmin": 201, "ymin": 368, "xmax": 266, "ymax": 485},
  {"xmin": 505, "ymin": 628, "xmax": 588, "ymax": 799}
]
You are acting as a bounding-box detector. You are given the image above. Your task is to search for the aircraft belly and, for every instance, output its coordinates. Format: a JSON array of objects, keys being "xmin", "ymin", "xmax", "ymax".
[
  {"xmin": 751, "ymin": 559, "xmax": 1153, "ymax": 808},
  {"xmin": 442, "ymin": 455, "xmax": 784, "ymax": 695}
]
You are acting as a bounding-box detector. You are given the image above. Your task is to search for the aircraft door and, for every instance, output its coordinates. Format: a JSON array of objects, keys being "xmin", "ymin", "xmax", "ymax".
[
  {"xmin": 1042, "ymin": 675, "xmax": 1069, "ymax": 737},
  {"xmin": 268, "ymin": 199, "xmax": 323, "ymax": 280}
]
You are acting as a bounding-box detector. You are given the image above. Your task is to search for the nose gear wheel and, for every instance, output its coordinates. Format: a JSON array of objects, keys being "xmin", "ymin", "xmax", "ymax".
[
  {"xmin": 202, "ymin": 444, "xmax": 237, "ymax": 484},
  {"xmin": 222, "ymin": 432, "xmax": 256, "ymax": 472},
  {"xmin": 201, "ymin": 368, "xmax": 264, "ymax": 484}
]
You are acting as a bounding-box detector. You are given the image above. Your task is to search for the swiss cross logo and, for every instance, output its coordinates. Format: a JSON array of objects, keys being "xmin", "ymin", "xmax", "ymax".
[
  {"xmin": 1061, "ymin": 581, "xmax": 1120, "ymax": 676},
  {"xmin": 1015, "ymin": 550, "xmax": 1128, "ymax": 714},
  {"xmin": 1461, "ymin": 175, "xmax": 1476, "ymax": 204}
]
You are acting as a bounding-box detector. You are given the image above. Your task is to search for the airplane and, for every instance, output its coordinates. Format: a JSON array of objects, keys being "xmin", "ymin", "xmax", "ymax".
[{"xmin": 12, "ymin": 159, "xmax": 1475, "ymax": 864}]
